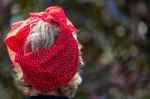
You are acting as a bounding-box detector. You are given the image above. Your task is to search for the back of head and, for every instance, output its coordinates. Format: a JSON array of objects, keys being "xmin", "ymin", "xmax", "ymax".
[{"xmin": 5, "ymin": 6, "xmax": 83, "ymax": 98}]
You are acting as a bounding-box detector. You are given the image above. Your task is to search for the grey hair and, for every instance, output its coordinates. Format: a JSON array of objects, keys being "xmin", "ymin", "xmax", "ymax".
[
  {"xmin": 25, "ymin": 20, "xmax": 60, "ymax": 51},
  {"xmin": 14, "ymin": 19, "xmax": 82, "ymax": 98}
]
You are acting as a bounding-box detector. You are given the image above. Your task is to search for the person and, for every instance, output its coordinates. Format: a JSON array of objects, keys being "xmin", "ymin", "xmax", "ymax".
[{"xmin": 4, "ymin": 6, "xmax": 83, "ymax": 99}]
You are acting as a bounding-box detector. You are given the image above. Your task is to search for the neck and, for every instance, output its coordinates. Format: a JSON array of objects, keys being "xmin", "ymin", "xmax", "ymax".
[{"xmin": 29, "ymin": 89, "xmax": 60, "ymax": 96}]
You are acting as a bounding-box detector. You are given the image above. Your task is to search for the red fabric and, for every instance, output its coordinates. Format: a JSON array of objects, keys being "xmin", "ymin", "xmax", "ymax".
[{"xmin": 4, "ymin": 6, "xmax": 80, "ymax": 92}]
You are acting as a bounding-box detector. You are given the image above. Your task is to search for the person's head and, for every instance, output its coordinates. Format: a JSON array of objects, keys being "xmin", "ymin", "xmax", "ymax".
[{"xmin": 5, "ymin": 6, "xmax": 83, "ymax": 98}]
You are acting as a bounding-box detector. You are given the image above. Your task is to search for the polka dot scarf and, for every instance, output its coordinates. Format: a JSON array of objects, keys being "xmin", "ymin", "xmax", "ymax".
[{"xmin": 4, "ymin": 6, "xmax": 80, "ymax": 93}]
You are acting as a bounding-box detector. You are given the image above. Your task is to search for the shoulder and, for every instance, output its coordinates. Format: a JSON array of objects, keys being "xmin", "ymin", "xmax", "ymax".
[{"xmin": 27, "ymin": 95, "xmax": 69, "ymax": 99}]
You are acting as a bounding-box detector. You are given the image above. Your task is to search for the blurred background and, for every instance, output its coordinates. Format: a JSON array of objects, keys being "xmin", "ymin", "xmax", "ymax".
[{"xmin": 0, "ymin": 0, "xmax": 150, "ymax": 99}]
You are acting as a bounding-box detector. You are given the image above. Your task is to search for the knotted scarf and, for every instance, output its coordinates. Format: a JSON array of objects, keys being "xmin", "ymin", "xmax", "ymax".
[{"xmin": 4, "ymin": 6, "xmax": 80, "ymax": 92}]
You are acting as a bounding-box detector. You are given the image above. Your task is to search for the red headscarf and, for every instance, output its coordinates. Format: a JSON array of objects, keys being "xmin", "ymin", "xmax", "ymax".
[{"xmin": 4, "ymin": 6, "xmax": 80, "ymax": 93}]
